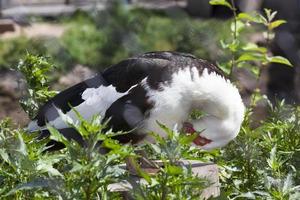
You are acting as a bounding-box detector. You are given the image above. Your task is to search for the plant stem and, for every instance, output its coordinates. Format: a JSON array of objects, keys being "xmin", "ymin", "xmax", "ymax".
[
  {"xmin": 230, "ymin": 0, "xmax": 237, "ymax": 40},
  {"xmin": 161, "ymin": 173, "xmax": 168, "ymax": 200},
  {"xmin": 256, "ymin": 22, "xmax": 271, "ymax": 89},
  {"xmin": 229, "ymin": 0, "xmax": 237, "ymax": 79}
]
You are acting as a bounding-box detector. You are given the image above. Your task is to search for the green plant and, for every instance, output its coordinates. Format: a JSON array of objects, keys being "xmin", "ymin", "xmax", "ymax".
[
  {"xmin": 215, "ymin": 100, "xmax": 300, "ymax": 199},
  {"xmin": 130, "ymin": 123, "xmax": 209, "ymax": 199},
  {"xmin": 0, "ymin": 112, "xmax": 134, "ymax": 199},
  {"xmin": 2, "ymin": 53, "xmax": 212, "ymax": 199},
  {"xmin": 61, "ymin": 2, "xmax": 232, "ymax": 69},
  {"xmin": 210, "ymin": 0, "xmax": 292, "ymax": 79},
  {"xmin": 0, "ymin": 37, "xmax": 72, "ymax": 71},
  {"xmin": 0, "ymin": 37, "xmax": 44, "ymax": 69},
  {"xmin": 0, "ymin": 118, "xmax": 63, "ymax": 199},
  {"xmin": 62, "ymin": 22, "xmax": 106, "ymax": 68},
  {"xmin": 18, "ymin": 54, "xmax": 57, "ymax": 119},
  {"xmin": 45, "ymin": 109, "xmax": 134, "ymax": 199},
  {"xmin": 202, "ymin": 1, "xmax": 300, "ymax": 199}
]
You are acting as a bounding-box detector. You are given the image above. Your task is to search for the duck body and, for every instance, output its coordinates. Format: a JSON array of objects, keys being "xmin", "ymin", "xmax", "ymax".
[{"xmin": 28, "ymin": 51, "xmax": 245, "ymax": 150}]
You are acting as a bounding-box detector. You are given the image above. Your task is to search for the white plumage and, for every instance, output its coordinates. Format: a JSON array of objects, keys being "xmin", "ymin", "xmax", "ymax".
[
  {"xmin": 27, "ymin": 51, "xmax": 245, "ymax": 150},
  {"xmin": 141, "ymin": 68, "xmax": 245, "ymax": 150}
]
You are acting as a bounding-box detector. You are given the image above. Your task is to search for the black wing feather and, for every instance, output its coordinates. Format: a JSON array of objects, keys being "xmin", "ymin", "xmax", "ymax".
[
  {"xmin": 32, "ymin": 51, "xmax": 226, "ymax": 146},
  {"xmin": 104, "ymin": 85, "xmax": 153, "ymax": 144},
  {"xmin": 35, "ymin": 74, "xmax": 108, "ymax": 126}
]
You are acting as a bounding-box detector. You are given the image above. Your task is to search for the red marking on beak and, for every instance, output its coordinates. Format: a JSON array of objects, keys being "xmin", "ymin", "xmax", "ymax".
[
  {"xmin": 193, "ymin": 135, "xmax": 212, "ymax": 146},
  {"xmin": 182, "ymin": 122, "xmax": 212, "ymax": 146}
]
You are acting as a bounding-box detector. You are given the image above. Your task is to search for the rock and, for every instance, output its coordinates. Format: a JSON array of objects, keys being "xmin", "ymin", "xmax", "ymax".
[
  {"xmin": 0, "ymin": 70, "xmax": 24, "ymax": 99},
  {"xmin": 0, "ymin": 19, "xmax": 16, "ymax": 34},
  {"xmin": 58, "ymin": 65, "xmax": 95, "ymax": 87},
  {"xmin": 0, "ymin": 70, "xmax": 29, "ymax": 127},
  {"xmin": 186, "ymin": 0, "xmax": 212, "ymax": 17},
  {"xmin": 0, "ymin": 96, "xmax": 29, "ymax": 127},
  {"xmin": 108, "ymin": 160, "xmax": 220, "ymax": 200},
  {"xmin": 238, "ymin": 0, "xmax": 263, "ymax": 12}
]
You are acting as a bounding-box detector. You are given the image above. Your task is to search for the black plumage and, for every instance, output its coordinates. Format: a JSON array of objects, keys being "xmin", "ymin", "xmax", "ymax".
[{"xmin": 29, "ymin": 51, "xmax": 226, "ymax": 148}]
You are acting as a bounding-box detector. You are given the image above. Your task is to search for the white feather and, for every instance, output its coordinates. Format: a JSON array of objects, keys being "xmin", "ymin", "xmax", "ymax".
[
  {"xmin": 27, "ymin": 120, "xmax": 39, "ymax": 132},
  {"xmin": 141, "ymin": 67, "xmax": 245, "ymax": 150},
  {"xmin": 48, "ymin": 85, "xmax": 131, "ymax": 129}
]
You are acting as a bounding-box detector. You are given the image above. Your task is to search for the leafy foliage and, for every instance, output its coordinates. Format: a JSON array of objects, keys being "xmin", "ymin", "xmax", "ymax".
[
  {"xmin": 0, "ymin": 37, "xmax": 72, "ymax": 70},
  {"xmin": 61, "ymin": 21, "xmax": 106, "ymax": 68},
  {"xmin": 128, "ymin": 123, "xmax": 209, "ymax": 199},
  {"xmin": 209, "ymin": 0, "xmax": 292, "ymax": 78},
  {"xmin": 18, "ymin": 54, "xmax": 57, "ymax": 119},
  {"xmin": 61, "ymin": 2, "xmax": 231, "ymax": 69},
  {"xmin": 0, "ymin": 2, "xmax": 231, "ymax": 71},
  {"xmin": 206, "ymin": 0, "xmax": 300, "ymax": 199},
  {"xmin": 0, "ymin": 37, "xmax": 44, "ymax": 69},
  {"xmin": 0, "ymin": 103, "xmax": 212, "ymax": 199},
  {"xmin": 214, "ymin": 99, "xmax": 300, "ymax": 199},
  {"xmin": 0, "ymin": 113, "xmax": 131, "ymax": 199},
  {"xmin": 1, "ymin": 54, "xmax": 213, "ymax": 198}
]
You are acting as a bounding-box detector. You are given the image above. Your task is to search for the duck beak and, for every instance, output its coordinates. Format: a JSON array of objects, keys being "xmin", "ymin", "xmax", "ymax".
[
  {"xmin": 182, "ymin": 122, "xmax": 212, "ymax": 146},
  {"xmin": 193, "ymin": 135, "xmax": 212, "ymax": 146}
]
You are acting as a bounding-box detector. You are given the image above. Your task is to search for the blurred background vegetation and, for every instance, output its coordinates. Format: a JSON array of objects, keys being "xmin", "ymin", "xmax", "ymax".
[{"xmin": 0, "ymin": 2, "xmax": 232, "ymax": 70}]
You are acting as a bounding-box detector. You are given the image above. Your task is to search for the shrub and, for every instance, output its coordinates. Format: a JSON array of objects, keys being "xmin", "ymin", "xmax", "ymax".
[
  {"xmin": 0, "ymin": 37, "xmax": 44, "ymax": 69},
  {"xmin": 61, "ymin": 3, "xmax": 232, "ymax": 70},
  {"xmin": 0, "ymin": 37, "xmax": 72, "ymax": 71},
  {"xmin": 61, "ymin": 22, "xmax": 106, "ymax": 68}
]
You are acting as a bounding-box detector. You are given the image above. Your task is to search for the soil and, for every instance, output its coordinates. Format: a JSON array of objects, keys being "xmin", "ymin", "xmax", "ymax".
[
  {"xmin": 0, "ymin": 70, "xmax": 29, "ymax": 127},
  {"xmin": 0, "ymin": 22, "xmax": 65, "ymax": 39},
  {"xmin": 0, "ymin": 65, "xmax": 94, "ymax": 127}
]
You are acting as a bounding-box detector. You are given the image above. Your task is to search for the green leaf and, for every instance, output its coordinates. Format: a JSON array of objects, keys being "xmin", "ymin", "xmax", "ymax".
[
  {"xmin": 5, "ymin": 178, "xmax": 57, "ymax": 196},
  {"xmin": 258, "ymin": 14, "xmax": 268, "ymax": 25},
  {"xmin": 17, "ymin": 133, "xmax": 27, "ymax": 156},
  {"xmin": 264, "ymin": 8, "xmax": 272, "ymax": 20},
  {"xmin": 250, "ymin": 66, "xmax": 260, "ymax": 78},
  {"xmin": 129, "ymin": 158, "xmax": 152, "ymax": 184},
  {"xmin": 36, "ymin": 161, "xmax": 63, "ymax": 177},
  {"xmin": 217, "ymin": 62, "xmax": 230, "ymax": 76},
  {"xmin": 180, "ymin": 133, "xmax": 200, "ymax": 145},
  {"xmin": 57, "ymin": 109, "xmax": 74, "ymax": 126},
  {"xmin": 264, "ymin": 9, "xmax": 277, "ymax": 22},
  {"xmin": 209, "ymin": 0, "xmax": 232, "ymax": 9},
  {"xmin": 233, "ymin": 192, "xmax": 256, "ymax": 199},
  {"xmin": 267, "ymin": 56, "xmax": 293, "ymax": 67},
  {"xmin": 47, "ymin": 125, "xmax": 69, "ymax": 146},
  {"xmin": 166, "ymin": 164, "xmax": 183, "ymax": 175},
  {"xmin": 156, "ymin": 121, "xmax": 174, "ymax": 140},
  {"xmin": 70, "ymin": 161, "xmax": 83, "ymax": 172},
  {"xmin": 102, "ymin": 138, "xmax": 121, "ymax": 150},
  {"xmin": 231, "ymin": 20, "xmax": 246, "ymax": 36},
  {"xmin": 269, "ymin": 20, "xmax": 286, "ymax": 30},
  {"xmin": 150, "ymin": 143, "xmax": 162, "ymax": 154},
  {"xmin": 220, "ymin": 40, "xmax": 229, "ymax": 49},
  {"xmin": 228, "ymin": 40, "xmax": 240, "ymax": 52},
  {"xmin": 0, "ymin": 149, "xmax": 10, "ymax": 164},
  {"xmin": 238, "ymin": 13, "xmax": 261, "ymax": 23},
  {"xmin": 242, "ymin": 43, "xmax": 267, "ymax": 53},
  {"xmin": 237, "ymin": 53, "xmax": 264, "ymax": 63}
]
